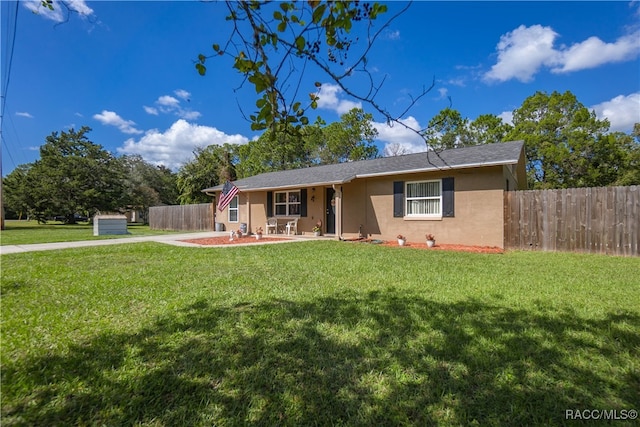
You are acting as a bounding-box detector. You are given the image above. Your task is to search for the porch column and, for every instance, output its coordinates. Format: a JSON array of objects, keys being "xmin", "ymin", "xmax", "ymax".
[
  {"xmin": 246, "ymin": 192, "xmax": 251, "ymax": 234},
  {"xmin": 333, "ymin": 184, "xmax": 342, "ymax": 239}
]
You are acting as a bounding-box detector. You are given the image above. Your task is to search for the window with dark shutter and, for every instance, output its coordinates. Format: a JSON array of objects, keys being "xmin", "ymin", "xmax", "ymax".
[
  {"xmin": 300, "ymin": 189, "xmax": 307, "ymax": 217},
  {"xmin": 266, "ymin": 191, "xmax": 273, "ymax": 217},
  {"xmin": 442, "ymin": 177, "xmax": 455, "ymax": 217}
]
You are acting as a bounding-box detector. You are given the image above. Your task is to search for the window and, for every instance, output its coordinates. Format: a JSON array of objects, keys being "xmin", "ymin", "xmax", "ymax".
[
  {"xmin": 274, "ymin": 191, "xmax": 301, "ymax": 216},
  {"xmin": 228, "ymin": 196, "xmax": 239, "ymax": 222},
  {"xmin": 405, "ymin": 180, "xmax": 441, "ymax": 217}
]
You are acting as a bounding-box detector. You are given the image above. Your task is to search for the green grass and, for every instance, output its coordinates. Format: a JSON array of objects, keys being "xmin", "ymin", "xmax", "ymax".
[
  {"xmin": 0, "ymin": 220, "xmax": 181, "ymax": 245},
  {"xmin": 2, "ymin": 241, "xmax": 639, "ymax": 426}
]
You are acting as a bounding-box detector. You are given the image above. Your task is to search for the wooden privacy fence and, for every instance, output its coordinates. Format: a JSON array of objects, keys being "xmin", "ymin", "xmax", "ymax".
[
  {"xmin": 504, "ymin": 186, "xmax": 639, "ymax": 256},
  {"xmin": 149, "ymin": 203, "xmax": 214, "ymax": 231}
]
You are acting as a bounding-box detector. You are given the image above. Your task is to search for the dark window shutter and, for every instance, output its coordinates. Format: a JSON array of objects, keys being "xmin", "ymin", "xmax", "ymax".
[
  {"xmin": 393, "ymin": 181, "xmax": 404, "ymax": 217},
  {"xmin": 442, "ymin": 177, "xmax": 454, "ymax": 217},
  {"xmin": 266, "ymin": 191, "xmax": 273, "ymax": 217},
  {"xmin": 300, "ymin": 189, "xmax": 307, "ymax": 217}
]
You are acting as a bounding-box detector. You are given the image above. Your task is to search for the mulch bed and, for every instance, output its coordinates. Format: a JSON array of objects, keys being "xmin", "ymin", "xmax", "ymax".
[
  {"xmin": 180, "ymin": 235, "xmax": 503, "ymax": 253},
  {"xmin": 180, "ymin": 236, "xmax": 292, "ymax": 246}
]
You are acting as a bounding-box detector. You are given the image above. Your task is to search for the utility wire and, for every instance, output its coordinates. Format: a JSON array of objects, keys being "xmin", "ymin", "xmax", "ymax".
[
  {"xmin": 1, "ymin": 0, "xmax": 20, "ymax": 174},
  {"xmin": 1, "ymin": 1, "xmax": 18, "ymax": 118}
]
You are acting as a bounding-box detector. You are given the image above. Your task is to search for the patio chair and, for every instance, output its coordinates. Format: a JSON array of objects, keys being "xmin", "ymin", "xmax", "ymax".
[
  {"xmin": 285, "ymin": 218, "xmax": 298, "ymax": 235},
  {"xmin": 266, "ymin": 217, "xmax": 279, "ymax": 234}
]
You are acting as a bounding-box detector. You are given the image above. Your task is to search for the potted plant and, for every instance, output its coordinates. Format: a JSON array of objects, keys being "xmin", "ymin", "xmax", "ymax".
[
  {"xmin": 397, "ymin": 234, "xmax": 406, "ymax": 246},
  {"xmin": 255, "ymin": 226, "xmax": 263, "ymax": 240},
  {"xmin": 312, "ymin": 223, "xmax": 322, "ymax": 237},
  {"xmin": 426, "ymin": 233, "xmax": 435, "ymax": 248}
]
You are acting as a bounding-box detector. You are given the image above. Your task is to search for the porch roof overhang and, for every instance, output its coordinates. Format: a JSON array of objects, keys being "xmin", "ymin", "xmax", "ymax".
[{"xmin": 202, "ymin": 140, "xmax": 525, "ymax": 195}]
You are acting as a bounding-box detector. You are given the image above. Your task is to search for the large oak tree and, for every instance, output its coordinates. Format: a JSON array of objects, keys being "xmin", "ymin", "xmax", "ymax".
[{"xmin": 19, "ymin": 127, "xmax": 125, "ymax": 223}]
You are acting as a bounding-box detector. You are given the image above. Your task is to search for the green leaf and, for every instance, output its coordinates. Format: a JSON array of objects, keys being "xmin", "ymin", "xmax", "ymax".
[
  {"xmin": 248, "ymin": 74, "xmax": 268, "ymax": 93},
  {"xmin": 212, "ymin": 44, "xmax": 220, "ymax": 52},
  {"xmin": 300, "ymin": 116, "xmax": 309, "ymax": 125},
  {"xmin": 277, "ymin": 21, "xmax": 287, "ymax": 32},
  {"xmin": 273, "ymin": 10, "xmax": 282, "ymax": 20},
  {"xmin": 195, "ymin": 63, "xmax": 206, "ymax": 76},
  {"xmin": 295, "ymin": 36, "xmax": 305, "ymax": 52},
  {"xmin": 312, "ymin": 4, "xmax": 326, "ymax": 24},
  {"xmin": 370, "ymin": 3, "xmax": 388, "ymax": 19}
]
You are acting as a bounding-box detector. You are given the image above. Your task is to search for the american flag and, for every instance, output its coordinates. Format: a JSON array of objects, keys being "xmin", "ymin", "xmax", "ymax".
[{"xmin": 217, "ymin": 180, "xmax": 240, "ymax": 212}]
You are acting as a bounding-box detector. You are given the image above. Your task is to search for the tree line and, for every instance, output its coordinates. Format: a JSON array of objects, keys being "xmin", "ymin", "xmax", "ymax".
[{"xmin": 3, "ymin": 90, "xmax": 639, "ymax": 222}]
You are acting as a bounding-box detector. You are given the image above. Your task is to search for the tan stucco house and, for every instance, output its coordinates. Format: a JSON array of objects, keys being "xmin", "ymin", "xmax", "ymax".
[{"xmin": 203, "ymin": 140, "xmax": 527, "ymax": 248}]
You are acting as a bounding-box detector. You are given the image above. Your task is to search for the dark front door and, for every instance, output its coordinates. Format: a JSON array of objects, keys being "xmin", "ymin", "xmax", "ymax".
[{"xmin": 326, "ymin": 188, "xmax": 335, "ymax": 234}]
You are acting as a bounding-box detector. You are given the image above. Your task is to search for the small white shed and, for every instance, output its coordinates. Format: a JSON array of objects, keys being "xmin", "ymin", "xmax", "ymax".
[{"xmin": 93, "ymin": 214, "xmax": 128, "ymax": 236}]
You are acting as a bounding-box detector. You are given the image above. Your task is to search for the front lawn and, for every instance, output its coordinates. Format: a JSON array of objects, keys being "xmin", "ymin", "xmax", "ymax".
[
  {"xmin": 0, "ymin": 220, "xmax": 180, "ymax": 245},
  {"xmin": 2, "ymin": 241, "xmax": 639, "ymax": 426}
]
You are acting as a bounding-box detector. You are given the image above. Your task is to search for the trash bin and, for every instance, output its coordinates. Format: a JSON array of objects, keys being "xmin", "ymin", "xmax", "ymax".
[
  {"xmin": 215, "ymin": 222, "xmax": 225, "ymax": 232},
  {"xmin": 240, "ymin": 223, "xmax": 248, "ymax": 234}
]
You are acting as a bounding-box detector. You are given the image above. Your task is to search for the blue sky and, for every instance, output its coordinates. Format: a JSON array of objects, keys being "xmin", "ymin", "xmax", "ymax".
[{"xmin": 2, "ymin": 1, "xmax": 639, "ymax": 175}]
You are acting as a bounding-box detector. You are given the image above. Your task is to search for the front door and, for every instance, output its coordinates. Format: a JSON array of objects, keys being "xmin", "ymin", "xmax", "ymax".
[{"xmin": 326, "ymin": 188, "xmax": 335, "ymax": 234}]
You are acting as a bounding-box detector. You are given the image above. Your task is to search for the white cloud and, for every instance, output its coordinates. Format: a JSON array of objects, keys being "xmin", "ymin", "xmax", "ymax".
[
  {"xmin": 23, "ymin": 0, "xmax": 94, "ymax": 22},
  {"xmin": 385, "ymin": 30, "xmax": 401, "ymax": 40},
  {"xmin": 484, "ymin": 25, "xmax": 558, "ymax": 83},
  {"xmin": 143, "ymin": 106, "xmax": 159, "ymax": 115},
  {"xmin": 437, "ymin": 88, "xmax": 449, "ymax": 99},
  {"xmin": 157, "ymin": 95, "xmax": 180, "ymax": 108},
  {"xmin": 553, "ymin": 31, "xmax": 640, "ymax": 73},
  {"xmin": 16, "ymin": 112, "xmax": 33, "ymax": 118},
  {"xmin": 117, "ymin": 119, "xmax": 250, "ymax": 170},
  {"xmin": 149, "ymin": 92, "xmax": 201, "ymax": 120},
  {"xmin": 446, "ymin": 77, "xmax": 466, "ymax": 87},
  {"xmin": 591, "ymin": 92, "xmax": 640, "ymax": 133},
  {"xmin": 93, "ymin": 110, "xmax": 143, "ymax": 135},
  {"xmin": 180, "ymin": 110, "xmax": 202, "ymax": 120},
  {"xmin": 484, "ymin": 25, "xmax": 640, "ymax": 82},
  {"xmin": 498, "ymin": 111, "xmax": 514, "ymax": 127},
  {"xmin": 316, "ymin": 83, "xmax": 362, "ymax": 115},
  {"xmin": 373, "ymin": 116, "xmax": 428, "ymax": 155},
  {"xmin": 174, "ymin": 89, "xmax": 191, "ymax": 100}
]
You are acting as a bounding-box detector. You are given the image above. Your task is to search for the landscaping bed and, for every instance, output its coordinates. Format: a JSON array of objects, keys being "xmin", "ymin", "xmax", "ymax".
[
  {"xmin": 380, "ymin": 241, "xmax": 504, "ymax": 253},
  {"xmin": 342, "ymin": 237, "xmax": 504, "ymax": 254},
  {"xmin": 181, "ymin": 235, "xmax": 503, "ymax": 253}
]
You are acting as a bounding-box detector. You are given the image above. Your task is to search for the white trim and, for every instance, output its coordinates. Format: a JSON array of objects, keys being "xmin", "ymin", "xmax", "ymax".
[
  {"xmin": 404, "ymin": 179, "xmax": 442, "ymax": 219},
  {"xmin": 273, "ymin": 190, "xmax": 302, "ymax": 216},
  {"xmin": 228, "ymin": 195, "xmax": 239, "ymax": 223}
]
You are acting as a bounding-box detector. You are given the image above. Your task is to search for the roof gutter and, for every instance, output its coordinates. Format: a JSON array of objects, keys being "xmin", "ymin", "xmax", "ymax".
[{"xmin": 202, "ymin": 176, "xmax": 357, "ymax": 194}]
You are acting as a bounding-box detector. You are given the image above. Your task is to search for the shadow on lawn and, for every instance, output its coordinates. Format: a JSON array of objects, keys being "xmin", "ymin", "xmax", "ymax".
[{"xmin": 3, "ymin": 290, "xmax": 639, "ymax": 426}]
